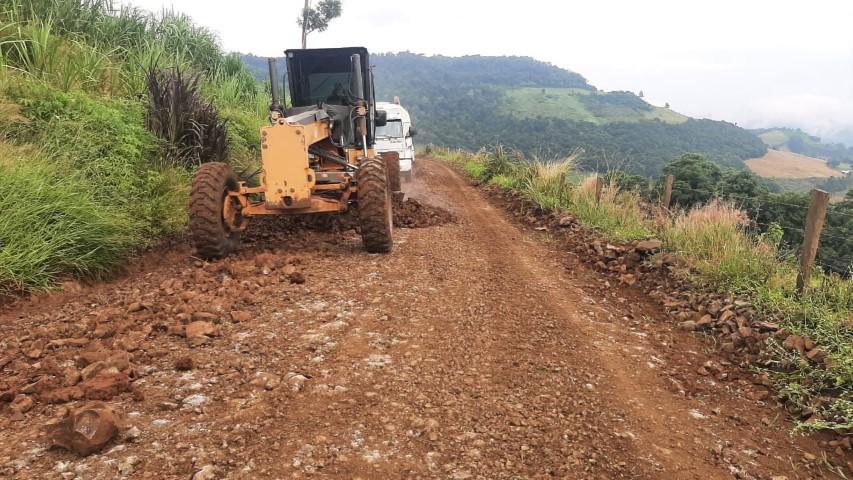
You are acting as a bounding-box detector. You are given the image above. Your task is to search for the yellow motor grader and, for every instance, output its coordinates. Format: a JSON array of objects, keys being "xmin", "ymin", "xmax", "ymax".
[{"xmin": 189, "ymin": 47, "xmax": 400, "ymax": 259}]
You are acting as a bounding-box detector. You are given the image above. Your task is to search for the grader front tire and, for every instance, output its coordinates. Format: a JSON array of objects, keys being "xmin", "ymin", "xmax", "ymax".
[
  {"xmin": 189, "ymin": 162, "xmax": 243, "ymax": 260},
  {"xmin": 357, "ymin": 158, "xmax": 393, "ymax": 253}
]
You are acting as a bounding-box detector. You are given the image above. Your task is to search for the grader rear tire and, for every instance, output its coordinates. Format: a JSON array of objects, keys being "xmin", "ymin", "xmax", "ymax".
[
  {"xmin": 357, "ymin": 158, "xmax": 393, "ymax": 253},
  {"xmin": 189, "ymin": 162, "xmax": 243, "ymax": 259}
]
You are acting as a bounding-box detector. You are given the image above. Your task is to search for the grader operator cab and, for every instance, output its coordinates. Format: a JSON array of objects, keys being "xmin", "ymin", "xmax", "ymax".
[{"xmin": 189, "ymin": 47, "xmax": 401, "ymax": 259}]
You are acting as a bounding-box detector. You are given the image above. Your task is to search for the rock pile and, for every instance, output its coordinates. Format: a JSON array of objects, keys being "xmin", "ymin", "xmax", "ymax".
[{"xmin": 392, "ymin": 198, "xmax": 456, "ymax": 229}]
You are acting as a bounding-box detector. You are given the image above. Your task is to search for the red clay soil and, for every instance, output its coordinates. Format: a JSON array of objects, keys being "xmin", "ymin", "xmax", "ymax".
[{"xmin": 0, "ymin": 158, "xmax": 849, "ymax": 479}]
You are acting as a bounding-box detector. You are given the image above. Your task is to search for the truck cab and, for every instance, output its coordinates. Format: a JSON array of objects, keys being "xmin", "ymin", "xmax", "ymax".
[{"xmin": 375, "ymin": 101, "xmax": 416, "ymax": 180}]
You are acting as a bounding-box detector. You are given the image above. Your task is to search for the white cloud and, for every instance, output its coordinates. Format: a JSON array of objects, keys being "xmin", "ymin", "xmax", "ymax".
[{"xmin": 743, "ymin": 94, "xmax": 853, "ymax": 138}]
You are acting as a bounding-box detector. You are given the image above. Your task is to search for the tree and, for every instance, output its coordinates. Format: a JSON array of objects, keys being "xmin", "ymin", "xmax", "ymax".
[
  {"xmin": 662, "ymin": 153, "xmax": 722, "ymax": 208},
  {"xmin": 718, "ymin": 169, "xmax": 768, "ymax": 214},
  {"xmin": 298, "ymin": 0, "xmax": 342, "ymax": 49},
  {"xmin": 638, "ymin": 90, "xmax": 644, "ymax": 98},
  {"xmin": 664, "ymin": 102, "xmax": 670, "ymax": 109},
  {"xmin": 787, "ymin": 135, "xmax": 805, "ymax": 154}
]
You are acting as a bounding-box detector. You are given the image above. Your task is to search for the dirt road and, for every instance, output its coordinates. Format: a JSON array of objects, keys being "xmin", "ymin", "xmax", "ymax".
[{"xmin": 0, "ymin": 159, "xmax": 844, "ymax": 479}]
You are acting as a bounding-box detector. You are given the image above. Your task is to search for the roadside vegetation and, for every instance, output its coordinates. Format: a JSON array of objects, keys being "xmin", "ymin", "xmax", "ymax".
[
  {"xmin": 433, "ymin": 145, "xmax": 853, "ymax": 433},
  {"xmin": 0, "ymin": 0, "xmax": 266, "ymax": 293}
]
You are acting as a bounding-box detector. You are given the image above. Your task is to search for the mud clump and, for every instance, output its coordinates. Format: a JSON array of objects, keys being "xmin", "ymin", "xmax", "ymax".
[{"xmin": 393, "ymin": 198, "xmax": 455, "ymax": 228}]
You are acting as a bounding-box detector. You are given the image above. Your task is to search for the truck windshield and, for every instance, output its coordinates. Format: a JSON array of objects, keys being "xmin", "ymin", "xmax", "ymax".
[{"xmin": 376, "ymin": 120, "xmax": 403, "ymax": 138}]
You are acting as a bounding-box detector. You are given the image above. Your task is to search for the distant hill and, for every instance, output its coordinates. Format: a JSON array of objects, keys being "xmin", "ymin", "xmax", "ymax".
[
  {"xmin": 751, "ymin": 127, "xmax": 853, "ymax": 168},
  {"xmin": 240, "ymin": 52, "xmax": 766, "ymax": 176}
]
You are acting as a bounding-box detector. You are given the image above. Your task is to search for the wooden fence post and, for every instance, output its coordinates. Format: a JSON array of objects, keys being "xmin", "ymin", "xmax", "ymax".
[
  {"xmin": 796, "ymin": 189, "xmax": 830, "ymax": 293},
  {"xmin": 661, "ymin": 175, "xmax": 674, "ymax": 209},
  {"xmin": 595, "ymin": 176, "xmax": 603, "ymax": 205}
]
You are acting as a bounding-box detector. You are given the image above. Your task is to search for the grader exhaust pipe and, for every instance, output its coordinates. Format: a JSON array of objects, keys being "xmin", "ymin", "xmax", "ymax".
[
  {"xmin": 268, "ymin": 57, "xmax": 282, "ymax": 113},
  {"xmin": 350, "ymin": 53, "xmax": 368, "ymax": 157}
]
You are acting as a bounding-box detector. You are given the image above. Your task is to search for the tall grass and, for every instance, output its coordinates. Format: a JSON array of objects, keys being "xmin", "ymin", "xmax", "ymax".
[
  {"xmin": 0, "ymin": 144, "xmax": 140, "ymax": 292},
  {"xmin": 442, "ymin": 146, "xmax": 652, "ymax": 240},
  {"xmin": 0, "ymin": 0, "xmax": 263, "ymax": 291},
  {"xmin": 661, "ymin": 200, "xmax": 778, "ymax": 291}
]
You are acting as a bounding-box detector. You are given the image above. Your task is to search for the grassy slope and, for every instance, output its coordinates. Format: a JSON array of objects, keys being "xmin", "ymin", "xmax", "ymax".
[
  {"xmin": 433, "ymin": 145, "xmax": 853, "ymax": 433},
  {"xmin": 0, "ymin": 1, "xmax": 264, "ymax": 293},
  {"xmin": 502, "ymin": 87, "xmax": 688, "ymax": 124},
  {"xmin": 758, "ymin": 130, "xmax": 789, "ymax": 149}
]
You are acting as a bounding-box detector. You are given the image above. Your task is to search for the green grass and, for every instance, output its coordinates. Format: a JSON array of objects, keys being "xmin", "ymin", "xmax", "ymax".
[
  {"xmin": 0, "ymin": 144, "xmax": 140, "ymax": 291},
  {"xmin": 503, "ymin": 87, "xmax": 595, "ymax": 122},
  {"xmin": 433, "ymin": 145, "xmax": 853, "ymax": 433},
  {"xmin": 501, "ymin": 87, "xmax": 688, "ymax": 125},
  {"xmin": 0, "ymin": 0, "xmax": 264, "ymax": 291},
  {"xmin": 758, "ymin": 130, "xmax": 789, "ymax": 149}
]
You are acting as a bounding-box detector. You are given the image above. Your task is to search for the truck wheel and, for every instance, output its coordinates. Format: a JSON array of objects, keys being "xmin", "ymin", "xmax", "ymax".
[
  {"xmin": 189, "ymin": 162, "xmax": 243, "ymax": 259},
  {"xmin": 385, "ymin": 155, "xmax": 402, "ymax": 193},
  {"xmin": 403, "ymin": 171, "xmax": 413, "ymax": 182},
  {"xmin": 357, "ymin": 157, "xmax": 393, "ymax": 253}
]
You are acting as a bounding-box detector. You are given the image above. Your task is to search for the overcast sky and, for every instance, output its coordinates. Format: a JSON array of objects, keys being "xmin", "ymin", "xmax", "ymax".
[{"xmin": 127, "ymin": 0, "xmax": 853, "ymax": 143}]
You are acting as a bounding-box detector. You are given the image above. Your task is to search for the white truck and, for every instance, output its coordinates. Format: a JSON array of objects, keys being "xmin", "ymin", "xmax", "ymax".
[{"xmin": 375, "ymin": 100, "xmax": 416, "ymax": 181}]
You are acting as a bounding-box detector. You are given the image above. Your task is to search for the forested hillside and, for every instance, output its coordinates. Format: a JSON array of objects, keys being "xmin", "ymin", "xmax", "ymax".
[{"xmin": 242, "ymin": 52, "xmax": 766, "ymax": 176}]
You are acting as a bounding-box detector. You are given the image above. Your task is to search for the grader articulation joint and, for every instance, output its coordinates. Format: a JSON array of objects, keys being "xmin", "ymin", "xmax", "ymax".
[{"xmin": 189, "ymin": 47, "xmax": 402, "ymax": 259}]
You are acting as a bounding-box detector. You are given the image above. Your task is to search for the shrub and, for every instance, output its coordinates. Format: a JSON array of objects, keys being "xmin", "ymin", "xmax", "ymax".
[{"xmin": 145, "ymin": 68, "xmax": 229, "ymax": 167}]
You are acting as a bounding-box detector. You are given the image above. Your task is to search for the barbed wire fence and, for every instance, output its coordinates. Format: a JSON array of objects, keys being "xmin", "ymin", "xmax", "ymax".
[{"xmin": 587, "ymin": 172, "xmax": 851, "ymax": 292}]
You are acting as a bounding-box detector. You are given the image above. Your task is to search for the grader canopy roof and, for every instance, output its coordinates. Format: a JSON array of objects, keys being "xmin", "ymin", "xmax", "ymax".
[{"xmin": 285, "ymin": 47, "xmax": 371, "ymax": 108}]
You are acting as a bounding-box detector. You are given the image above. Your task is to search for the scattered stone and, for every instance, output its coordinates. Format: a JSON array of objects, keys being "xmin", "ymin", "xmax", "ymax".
[
  {"xmin": 174, "ymin": 356, "xmax": 194, "ymax": 371},
  {"xmin": 635, "ymin": 239, "xmax": 663, "ymax": 253},
  {"xmin": 117, "ymin": 455, "xmax": 140, "ymax": 475},
  {"xmin": 80, "ymin": 373, "xmax": 132, "ymax": 400},
  {"xmin": 254, "ymin": 252, "xmax": 281, "ymax": 269},
  {"xmin": 182, "ymin": 393, "xmax": 208, "ymax": 408},
  {"xmin": 806, "ymin": 348, "xmax": 826, "ymax": 363},
  {"xmin": 48, "ymin": 401, "xmax": 121, "ymax": 456},
  {"xmin": 192, "ymin": 464, "xmax": 217, "ymax": 480},
  {"xmin": 558, "ymin": 215, "xmax": 575, "ymax": 227},
  {"xmin": 250, "ymin": 372, "xmax": 281, "ymax": 390},
  {"xmin": 783, "ymin": 335, "xmax": 806, "ymax": 355},
  {"xmin": 185, "ymin": 321, "xmax": 219, "ymax": 346},
  {"xmin": 124, "ymin": 426, "xmax": 141, "ymax": 442},
  {"xmin": 285, "ymin": 373, "xmax": 309, "ymax": 392},
  {"xmin": 688, "ymin": 409, "xmax": 707, "ymax": 420},
  {"xmin": 230, "ymin": 310, "xmax": 251, "ymax": 322},
  {"xmin": 80, "ymin": 361, "xmax": 115, "ymax": 381},
  {"xmin": 191, "ymin": 311, "xmax": 218, "ymax": 323},
  {"xmin": 678, "ymin": 320, "xmax": 697, "ymax": 331},
  {"xmin": 25, "ymin": 339, "xmax": 45, "ymax": 359},
  {"xmin": 749, "ymin": 389, "xmax": 770, "ymax": 401},
  {"xmin": 365, "ymin": 354, "xmax": 392, "ymax": 368},
  {"xmin": 696, "ymin": 314, "xmax": 713, "ymax": 328},
  {"xmin": 10, "ymin": 394, "xmax": 34, "ymax": 414},
  {"xmin": 288, "ymin": 271, "xmax": 306, "ymax": 284}
]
